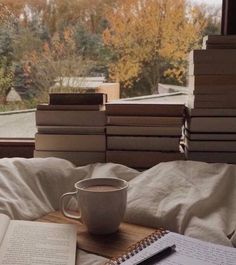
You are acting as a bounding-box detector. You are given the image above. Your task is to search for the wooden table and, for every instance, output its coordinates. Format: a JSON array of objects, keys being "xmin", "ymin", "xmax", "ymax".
[{"xmin": 37, "ymin": 211, "xmax": 156, "ymax": 259}]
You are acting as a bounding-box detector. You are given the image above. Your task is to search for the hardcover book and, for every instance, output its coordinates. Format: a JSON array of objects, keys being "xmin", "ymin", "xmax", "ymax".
[
  {"xmin": 35, "ymin": 134, "xmax": 106, "ymax": 151},
  {"xmin": 107, "ymin": 136, "xmax": 180, "ymax": 151},
  {"xmin": 107, "ymin": 116, "xmax": 183, "ymax": 127},
  {"xmin": 105, "ymin": 103, "xmax": 184, "ymax": 116},
  {"xmin": 36, "ymin": 110, "xmax": 106, "ymax": 126},
  {"xmin": 49, "ymin": 93, "xmax": 107, "ymax": 105}
]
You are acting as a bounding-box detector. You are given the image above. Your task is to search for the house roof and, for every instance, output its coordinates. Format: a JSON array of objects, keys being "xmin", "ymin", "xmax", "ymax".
[{"xmin": 53, "ymin": 77, "xmax": 106, "ymax": 89}]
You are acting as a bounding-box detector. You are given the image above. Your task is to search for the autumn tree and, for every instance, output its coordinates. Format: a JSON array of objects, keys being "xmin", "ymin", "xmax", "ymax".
[
  {"xmin": 24, "ymin": 27, "xmax": 93, "ymax": 100},
  {"xmin": 0, "ymin": 3, "xmax": 16, "ymax": 101},
  {"xmin": 103, "ymin": 0, "xmax": 207, "ymax": 95}
]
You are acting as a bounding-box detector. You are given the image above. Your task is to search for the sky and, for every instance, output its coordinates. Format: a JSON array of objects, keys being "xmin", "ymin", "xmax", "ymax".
[{"xmin": 189, "ymin": 0, "xmax": 222, "ymax": 6}]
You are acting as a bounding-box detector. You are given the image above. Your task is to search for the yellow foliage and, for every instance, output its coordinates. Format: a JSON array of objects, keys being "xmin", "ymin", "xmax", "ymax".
[{"xmin": 103, "ymin": 0, "xmax": 207, "ymax": 90}]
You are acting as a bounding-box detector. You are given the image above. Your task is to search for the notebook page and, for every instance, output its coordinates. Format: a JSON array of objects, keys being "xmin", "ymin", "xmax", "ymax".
[
  {"xmin": 0, "ymin": 220, "xmax": 77, "ymax": 265},
  {"xmin": 122, "ymin": 232, "xmax": 236, "ymax": 265}
]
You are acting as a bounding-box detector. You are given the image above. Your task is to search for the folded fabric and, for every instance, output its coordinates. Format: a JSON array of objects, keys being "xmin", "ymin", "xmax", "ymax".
[{"xmin": 0, "ymin": 157, "xmax": 235, "ymax": 251}]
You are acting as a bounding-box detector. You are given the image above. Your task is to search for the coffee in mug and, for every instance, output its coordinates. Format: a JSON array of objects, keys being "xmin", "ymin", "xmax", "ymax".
[{"xmin": 60, "ymin": 178, "xmax": 128, "ymax": 235}]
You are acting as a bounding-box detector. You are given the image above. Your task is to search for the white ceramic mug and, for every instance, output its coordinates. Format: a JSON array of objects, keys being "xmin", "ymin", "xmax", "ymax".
[{"xmin": 60, "ymin": 178, "xmax": 128, "ymax": 234}]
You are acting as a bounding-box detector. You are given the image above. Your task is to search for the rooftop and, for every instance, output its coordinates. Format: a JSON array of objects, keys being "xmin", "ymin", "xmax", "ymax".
[{"xmin": 0, "ymin": 92, "xmax": 187, "ymax": 138}]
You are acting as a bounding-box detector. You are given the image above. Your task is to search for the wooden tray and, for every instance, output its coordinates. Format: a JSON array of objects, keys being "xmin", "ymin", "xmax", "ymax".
[{"xmin": 37, "ymin": 211, "xmax": 155, "ymax": 258}]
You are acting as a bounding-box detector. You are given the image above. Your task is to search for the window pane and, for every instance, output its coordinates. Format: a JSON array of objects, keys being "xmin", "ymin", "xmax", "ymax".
[{"xmin": 0, "ymin": 0, "xmax": 222, "ymax": 138}]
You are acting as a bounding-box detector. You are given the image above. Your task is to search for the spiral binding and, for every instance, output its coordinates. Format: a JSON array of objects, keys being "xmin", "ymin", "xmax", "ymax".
[{"xmin": 104, "ymin": 228, "xmax": 169, "ymax": 265}]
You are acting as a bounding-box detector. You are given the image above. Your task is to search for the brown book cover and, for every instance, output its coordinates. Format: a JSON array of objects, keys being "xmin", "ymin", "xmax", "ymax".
[
  {"xmin": 185, "ymin": 149, "xmax": 236, "ymax": 164},
  {"xmin": 106, "ymin": 150, "xmax": 185, "ymax": 168},
  {"xmin": 189, "ymin": 49, "xmax": 236, "ymax": 63},
  {"xmin": 35, "ymin": 134, "xmax": 106, "ymax": 151},
  {"xmin": 203, "ymin": 44, "xmax": 236, "ymax": 49},
  {"xmin": 184, "ymin": 129, "xmax": 236, "ymax": 141},
  {"xmin": 203, "ymin": 35, "xmax": 236, "ymax": 44},
  {"xmin": 106, "ymin": 126, "xmax": 182, "ymax": 136},
  {"xmin": 193, "ymin": 95, "xmax": 236, "ymax": 102},
  {"xmin": 36, "ymin": 110, "xmax": 106, "ymax": 126},
  {"xmin": 34, "ymin": 150, "xmax": 105, "ymax": 166},
  {"xmin": 189, "ymin": 63, "xmax": 236, "ymax": 75},
  {"xmin": 37, "ymin": 104, "xmax": 104, "ymax": 111},
  {"xmin": 186, "ymin": 108, "xmax": 236, "ymax": 117},
  {"xmin": 107, "ymin": 136, "xmax": 180, "ymax": 151},
  {"xmin": 107, "ymin": 116, "xmax": 183, "ymax": 127},
  {"xmin": 186, "ymin": 117, "xmax": 236, "ymax": 132},
  {"xmin": 187, "ymin": 96, "xmax": 236, "ymax": 109},
  {"xmin": 49, "ymin": 93, "xmax": 107, "ymax": 105},
  {"xmin": 37, "ymin": 126, "xmax": 105, "ymax": 135},
  {"xmin": 190, "ymin": 86, "xmax": 236, "ymax": 95},
  {"xmin": 188, "ymin": 75, "xmax": 236, "ymax": 87},
  {"xmin": 184, "ymin": 138, "xmax": 236, "ymax": 152},
  {"xmin": 189, "ymin": 75, "xmax": 236, "ymax": 86},
  {"xmin": 105, "ymin": 103, "xmax": 184, "ymax": 116}
]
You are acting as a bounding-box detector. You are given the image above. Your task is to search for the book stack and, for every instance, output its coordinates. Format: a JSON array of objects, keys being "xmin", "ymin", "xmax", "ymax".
[
  {"xmin": 106, "ymin": 103, "xmax": 185, "ymax": 170},
  {"xmin": 186, "ymin": 35, "xmax": 236, "ymax": 164},
  {"xmin": 202, "ymin": 35, "xmax": 236, "ymax": 49},
  {"xmin": 34, "ymin": 93, "xmax": 107, "ymax": 166}
]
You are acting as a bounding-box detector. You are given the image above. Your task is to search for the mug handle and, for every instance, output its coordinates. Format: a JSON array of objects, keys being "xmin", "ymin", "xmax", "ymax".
[{"xmin": 60, "ymin": 191, "xmax": 81, "ymax": 220}]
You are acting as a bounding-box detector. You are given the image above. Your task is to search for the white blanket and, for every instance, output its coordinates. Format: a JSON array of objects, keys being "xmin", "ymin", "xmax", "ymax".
[{"xmin": 0, "ymin": 158, "xmax": 235, "ymax": 264}]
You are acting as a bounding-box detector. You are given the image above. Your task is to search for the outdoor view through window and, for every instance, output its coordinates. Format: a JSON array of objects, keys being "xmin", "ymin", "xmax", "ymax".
[{"xmin": 0, "ymin": 0, "xmax": 222, "ymax": 138}]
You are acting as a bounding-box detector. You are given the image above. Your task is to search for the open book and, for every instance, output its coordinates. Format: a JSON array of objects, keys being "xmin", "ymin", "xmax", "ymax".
[
  {"xmin": 0, "ymin": 213, "xmax": 77, "ymax": 265},
  {"xmin": 106, "ymin": 229, "xmax": 236, "ymax": 265}
]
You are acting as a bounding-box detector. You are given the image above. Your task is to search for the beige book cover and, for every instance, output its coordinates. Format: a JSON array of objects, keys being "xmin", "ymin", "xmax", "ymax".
[
  {"xmin": 107, "ymin": 116, "xmax": 183, "ymax": 127},
  {"xmin": 36, "ymin": 110, "xmax": 106, "ymax": 126},
  {"xmin": 107, "ymin": 136, "xmax": 180, "ymax": 151},
  {"xmin": 106, "ymin": 126, "xmax": 182, "ymax": 136},
  {"xmin": 35, "ymin": 134, "xmax": 106, "ymax": 151}
]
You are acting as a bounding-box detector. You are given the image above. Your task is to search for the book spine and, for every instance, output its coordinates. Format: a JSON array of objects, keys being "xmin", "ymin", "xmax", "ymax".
[
  {"xmin": 49, "ymin": 93, "xmax": 107, "ymax": 105},
  {"xmin": 189, "ymin": 63, "xmax": 236, "ymax": 75},
  {"xmin": 106, "ymin": 126, "xmax": 182, "ymax": 136},
  {"xmin": 107, "ymin": 116, "xmax": 183, "ymax": 127},
  {"xmin": 36, "ymin": 110, "xmax": 106, "ymax": 126},
  {"xmin": 187, "ymin": 118, "xmax": 236, "ymax": 132},
  {"xmin": 107, "ymin": 136, "xmax": 180, "ymax": 151},
  {"xmin": 105, "ymin": 105, "xmax": 184, "ymax": 116},
  {"xmin": 35, "ymin": 134, "xmax": 106, "ymax": 151}
]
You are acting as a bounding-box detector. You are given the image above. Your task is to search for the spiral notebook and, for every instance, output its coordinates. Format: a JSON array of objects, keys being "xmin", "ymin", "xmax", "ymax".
[{"xmin": 105, "ymin": 229, "xmax": 236, "ymax": 265}]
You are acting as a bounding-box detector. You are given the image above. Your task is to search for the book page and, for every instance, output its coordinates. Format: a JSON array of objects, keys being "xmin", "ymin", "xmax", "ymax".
[
  {"xmin": 123, "ymin": 232, "xmax": 236, "ymax": 265},
  {"xmin": 0, "ymin": 214, "xmax": 10, "ymax": 245},
  {"xmin": 0, "ymin": 220, "xmax": 77, "ymax": 265}
]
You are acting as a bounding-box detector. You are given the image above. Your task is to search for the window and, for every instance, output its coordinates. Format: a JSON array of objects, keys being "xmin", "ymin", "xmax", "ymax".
[{"xmin": 0, "ymin": 0, "xmax": 222, "ymax": 139}]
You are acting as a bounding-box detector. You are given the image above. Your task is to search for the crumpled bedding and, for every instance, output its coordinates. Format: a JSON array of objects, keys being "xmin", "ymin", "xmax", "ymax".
[{"xmin": 0, "ymin": 157, "xmax": 235, "ymax": 264}]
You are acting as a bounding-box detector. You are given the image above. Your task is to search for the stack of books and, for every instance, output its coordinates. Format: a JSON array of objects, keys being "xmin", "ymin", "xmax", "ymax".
[
  {"xmin": 202, "ymin": 35, "xmax": 236, "ymax": 49},
  {"xmin": 34, "ymin": 93, "xmax": 107, "ymax": 166},
  {"xmin": 186, "ymin": 35, "xmax": 236, "ymax": 164},
  {"xmin": 105, "ymin": 103, "xmax": 185, "ymax": 170}
]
